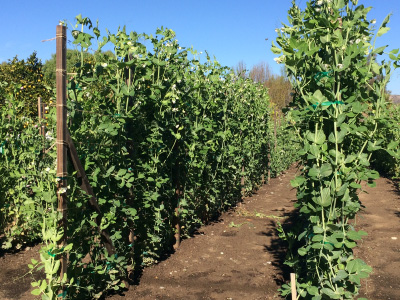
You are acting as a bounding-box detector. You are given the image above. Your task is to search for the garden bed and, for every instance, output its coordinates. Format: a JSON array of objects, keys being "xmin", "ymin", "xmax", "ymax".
[{"xmin": 0, "ymin": 166, "xmax": 399, "ymax": 299}]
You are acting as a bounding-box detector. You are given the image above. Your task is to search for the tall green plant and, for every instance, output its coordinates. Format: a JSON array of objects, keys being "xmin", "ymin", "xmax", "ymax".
[{"xmin": 273, "ymin": 0, "xmax": 400, "ymax": 298}]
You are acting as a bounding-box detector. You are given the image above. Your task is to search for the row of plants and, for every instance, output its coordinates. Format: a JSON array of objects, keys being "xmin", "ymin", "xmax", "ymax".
[
  {"xmin": 273, "ymin": 0, "xmax": 400, "ymax": 299},
  {"xmin": 371, "ymin": 103, "xmax": 400, "ymax": 180},
  {"xmin": 0, "ymin": 16, "xmax": 300, "ymax": 299}
]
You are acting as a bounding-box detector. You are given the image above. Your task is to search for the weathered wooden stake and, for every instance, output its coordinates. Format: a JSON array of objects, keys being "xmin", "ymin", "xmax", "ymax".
[
  {"xmin": 290, "ymin": 273, "xmax": 297, "ymax": 300},
  {"xmin": 38, "ymin": 97, "xmax": 43, "ymax": 135},
  {"xmin": 241, "ymin": 164, "xmax": 245, "ymax": 194},
  {"xmin": 56, "ymin": 24, "xmax": 68, "ymax": 295},
  {"xmin": 267, "ymin": 140, "xmax": 271, "ymax": 184},
  {"xmin": 173, "ymin": 157, "xmax": 181, "ymax": 249}
]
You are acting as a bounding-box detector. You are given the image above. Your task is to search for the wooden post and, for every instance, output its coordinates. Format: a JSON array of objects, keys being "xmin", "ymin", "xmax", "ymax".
[
  {"xmin": 290, "ymin": 273, "xmax": 297, "ymax": 300},
  {"xmin": 173, "ymin": 156, "xmax": 181, "ymax": 250},
  {"xmin": 274, "ymin": 111, "xmax": 278, "ymax": 151},
  {"xmin": 38, "ymin": 97, "xmax": 46, "ymax": 154},
  {"xmin": 56, "ymin": 24, "xmax": 68, "ymax": 292},
  {"xmin": 38, "ymin": 97, "xmax": 43, "ymax": 135},
  {"xmin": 241, "ymin": 164, "xmax": 245, "ymax": 194},
  {"xmin": 267, "ymin": 140, "xmax": 271, "ymax": 183}
]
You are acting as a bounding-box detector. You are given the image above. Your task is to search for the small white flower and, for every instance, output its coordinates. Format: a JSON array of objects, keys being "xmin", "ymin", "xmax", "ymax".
[
  {"xmin": 45, "ymin": 131, "xmax": 53, "ymax": 141},
  {"xmin": 172, "ymin": 84, "xmax": 176, "ymax": 90},
  {"xmin": 355, "ymin": 38, "xmax": 361, "ymax": 44},
  {"xmin": 176, "ymin": 124, "xmax": 179, "ymax": 129},
  {"xmin": 172, "ymin": 107, "xmax": 179, "ymax": 112},
  {"xmin": 178, "ymin": 47, "xmax": 182, "ymax": 50},
  {"xmin": 58, "ymin": 187, "xmax": 67, "ymax": 194},
  {"xmin": 45, "ymin": 167, "xmax": 51, "ymax": 172},
  {"xmin": 101, "ymin": 63, "xmax": 108, "ymax": 68},
  {"xmin": 371, "ymin": 19, "xmax": 376, "ymax": 24},
  {"xmin": 172, "ymin": 99, "xmax": 176, "ymax": 104},
  {"xmin": 337, "ymin": 63, "xmax": 343, "ymax": 69},
  {"xmin": 275, "ymin": 28, "xmax": 279, "ymax": 33},
  {"xmin": 44, "ymin": 106, "xmax": 49, "ymax": 110},
  {"xmin": 315, "ymin": 7, "xmax": 321, "ymax": 12},
  {"xmin": 317, "ymin": 0, "xmax": 323, "ymax": 5}
]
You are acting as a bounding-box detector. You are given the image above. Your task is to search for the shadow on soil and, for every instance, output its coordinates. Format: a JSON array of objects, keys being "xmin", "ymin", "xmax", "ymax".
[
  {"xmin": 113, "ymin": 202, "xmax": 241, "ymax": 298},
  {"xmin": 261, "ymin": 205, "xmax": 300, "ymax": 287}
]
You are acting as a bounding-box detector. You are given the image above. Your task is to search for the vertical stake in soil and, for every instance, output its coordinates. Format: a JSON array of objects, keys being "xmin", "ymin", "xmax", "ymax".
[
  {"xmin": 56, "ymin": 24, "xmax": 68, "ymax": 294},
  {"xmin": 38, "ymin": 97, "xmax": 44, "ymax": 136},
  {"xmin": 173, "ymin": 148, "xmax": 181, "ymax": 249},
  {"xmin": 290, "ymin": 273, "xmax": 297, "ymax": 300},
  {"xmin": 38, "ymin": 97, "xmax": 45, "ymax": 154},
  {"xmin": 241, "ymin": 164, "xmax": 245, "ymax": 194}
]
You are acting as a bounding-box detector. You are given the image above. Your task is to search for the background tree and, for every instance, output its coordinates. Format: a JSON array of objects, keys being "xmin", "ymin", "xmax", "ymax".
[
  {"xmin": 42, "ymin": 49, "xmax": 114, "ymax": 86},
  {"xmin": 235, "ymin": 61, "xmax": 292, "ymax": 109},
  {"xmin": 0, "ymin": 52, "xmax": 52, "ymax": 117}
]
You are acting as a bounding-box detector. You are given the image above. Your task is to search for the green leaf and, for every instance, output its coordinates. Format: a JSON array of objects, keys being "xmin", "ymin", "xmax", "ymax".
[
  {"xmin": 387, "ymin": 140, "xmax": 399, "ymax": 150},
  {"xmin": 298, "ymin": 247, "xmax": 308, "ymax": 256},
  {"xmin": 333, "ymin": 270, "xmax": 348, "ymax": 282},
  {"xmin": 320, "ymin": 187, "xmax": 332, "ymax": 207},
  {"xmin": 373, "ymin": 45, "xmax": 387, "ymax": 55},
  {"xmin": 312, "ymin": 234, "xmax": 324, "ymax": 242},
  {"xmin": 117, "ymin": 169, "xmax": 127, "ymax": 177},
  {"xmin": 371, "ymin": 62, "xmax": 380, "ymax": 74},
  {"xmin": 307, "ymin": 285, "xmax": 318, "ymax": 296},
  {"xmin": 377, "ymin": 27, "xmax": 390, "ymax": 37},
  {"xmin": 271, "ymin": 41, "xmax": 282, "ymax": 54},
  {"xmin": 320, "ymin": 34, "xmax": 331, "ymax": 44},
  {"xmin": 31, "ymin": 288, "xmax": 42, "ymax": 296},
  {"xmin": 313, "ymin": 226, "xmax": 324, "ymax": 234},
  {"xmin": 320, "ymin": 164, "xmax": 332, "ymax": 177},
  {"xmin": 342, "ymin": 56, "xmax": 351, "ymax": 70},
  {"xmin": 291, "ymin": 176, "xmax": 306, "ymax": 187},
  {"xmin": 321, "ymin": 288, "xmax": 341, "ymax": 299}
]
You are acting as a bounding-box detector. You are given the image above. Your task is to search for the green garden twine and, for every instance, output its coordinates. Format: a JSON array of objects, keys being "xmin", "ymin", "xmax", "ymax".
[{"xmin": 314, "ymin": 71, "xmax": 332, "ymax": 82}]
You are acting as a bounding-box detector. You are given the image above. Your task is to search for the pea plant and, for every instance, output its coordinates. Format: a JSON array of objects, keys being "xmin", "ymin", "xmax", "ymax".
[
  {"xmin": 13, "ymin": 14, "xmax": 298, "ymax": 299},
  {"xmin": 273, "ymin": 0, "xmax": 400, "ymax": 299},
  {"xmin": 0, "ymin": 14, "xmax": 299, "ymax": 299}
]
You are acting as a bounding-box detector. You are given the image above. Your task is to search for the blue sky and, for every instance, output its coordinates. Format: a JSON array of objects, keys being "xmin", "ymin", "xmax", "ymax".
[{"xmin": 1, "ymin": 0, "xmax": 399, "ymax": 94}]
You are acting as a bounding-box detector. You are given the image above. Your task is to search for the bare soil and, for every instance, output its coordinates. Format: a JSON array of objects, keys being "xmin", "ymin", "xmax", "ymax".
[{"xmin": 0, "ymin": 166, "xmax": 399, "ymax": 300}]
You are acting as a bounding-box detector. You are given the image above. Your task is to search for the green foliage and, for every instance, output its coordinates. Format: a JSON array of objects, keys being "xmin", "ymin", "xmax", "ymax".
[
  {"xmin": 0, "ymin": 15, "xmax": 298, "ymax": 299},
  {"xmin": 0, "ymin": 52, "xmax": 51, "ymax": 116},
  {"xmin": 370, "ymin": 104, "xmax": 400, "ymax": 179},
  {"xmin": 234, "ymin": 61, "xmax": 293, "ymax": 109},
  {"xmin": 274, "ymin": 0, "xmax": 400, "ymax": 299},
  {"xmin": 59, "ymin": 20, "xmax": 274, "ymax": 298},
  {"xmin": 42, "ymin": 49, "xmax": 114, "ymax": 86},
  {"xmin": 269, "ymin": 108, "xmax": 301, "ymax": 177}
]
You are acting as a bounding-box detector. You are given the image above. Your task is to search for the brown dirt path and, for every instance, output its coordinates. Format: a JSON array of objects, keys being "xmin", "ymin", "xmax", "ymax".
[
  {"xmin": 0, "ymin": 166, "xmax": 399, "ymax": 300},
  {"xmin": 357, "ymin": 177, "xmax": 400, "ymax": 299},
  {"xmin": 110, "ymin": 167, "xmax": 299, "ymax": 300}
]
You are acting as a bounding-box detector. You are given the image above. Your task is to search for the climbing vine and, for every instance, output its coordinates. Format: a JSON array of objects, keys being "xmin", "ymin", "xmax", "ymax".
[{"xmin": 273, "ymin": 0, "xmax": 400, "ymax": 298}]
